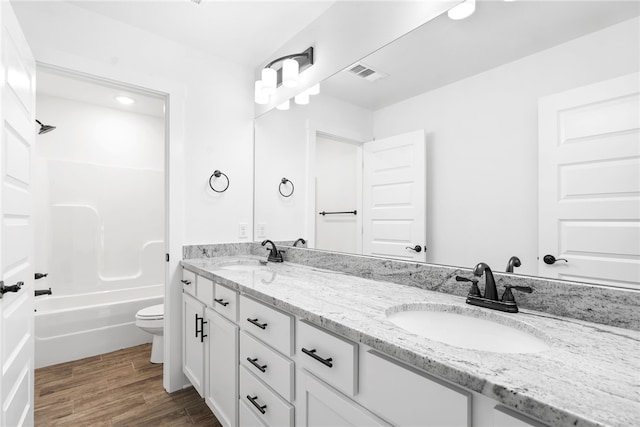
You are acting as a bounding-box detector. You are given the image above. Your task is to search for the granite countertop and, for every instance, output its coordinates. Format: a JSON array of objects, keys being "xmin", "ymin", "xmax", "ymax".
[{"xmin": 181, "ymin": 256, "xmax": 640, "ymax": 427}]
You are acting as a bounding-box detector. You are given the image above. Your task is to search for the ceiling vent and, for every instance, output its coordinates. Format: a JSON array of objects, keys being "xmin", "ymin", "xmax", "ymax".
[{"xmin": 347, "ymin": 62, "xmax": 388, "ymax": 82}]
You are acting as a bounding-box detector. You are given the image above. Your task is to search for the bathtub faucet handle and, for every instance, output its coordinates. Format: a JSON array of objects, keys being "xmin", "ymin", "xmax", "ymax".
[
  {"xmin": 1, "ymin": 281, "xmax": 23, "ymax": 295},
  {"xmin": 35, "ymin": 273, "xmax": 48, "ymax": 280}
]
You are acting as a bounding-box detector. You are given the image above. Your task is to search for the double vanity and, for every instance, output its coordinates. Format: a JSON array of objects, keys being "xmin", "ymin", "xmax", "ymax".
[{"xmin": 181, "ymin": 247, "xmax": 639, "ymax": 427}]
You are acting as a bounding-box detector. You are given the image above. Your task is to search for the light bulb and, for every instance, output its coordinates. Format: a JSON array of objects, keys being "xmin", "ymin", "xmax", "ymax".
[
  {"xmin": 254, "ymin": 80, "xmax": 268, "ymax": 105},
  {"xmin": 115, "ymin": 95, "xmax": 135, "ymax": 105},
  {"xmin": 307, "ymin": 83, "xmax": 320, "ymax": 96},
  {"xmin": 294, "ymin": 91, "xmax": 309, "ymax": 105},
  {"xmin": 261, "ymin": 68, "xmax": 277, "ymax": 95},
  {"xmin": 283, "ymin": 59, "xmax": 299, "ymax": 88},
  {"xmin": 448, "ymin": 0, "xmax": 475, "ymax": 20},
  {"xmin": 276, "ymin": 100, "xmax": 290, "ymax": 110}
]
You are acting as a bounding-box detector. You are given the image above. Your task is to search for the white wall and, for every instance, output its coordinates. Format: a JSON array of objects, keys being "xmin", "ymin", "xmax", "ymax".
[
  {"xmin": 373, "ymin": 18, "xmax": 640, "ymax": 275},
  {"xmin": 34, "ymin": 95, "xmax": 164, "ymax": 295},
  {"xmin": 12, "ymin": 1, "xmax": 254, "ymax": 392},
  {"xmin": 254, "ymin": 94, "xmax": 372, "ymax": 242}
]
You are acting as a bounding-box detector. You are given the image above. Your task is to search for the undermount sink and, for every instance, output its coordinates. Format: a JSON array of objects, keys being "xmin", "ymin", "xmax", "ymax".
[
  {"xmin": 216, "ymin": 259, "xmax": 269, "ymax": 271},
  {"xmin": 386, "ymin": 304, "xmax": 550, "ymax": 354},
  {"xmin": 219, "ymin": 263, "xmax": 267, "ymax": 271}
]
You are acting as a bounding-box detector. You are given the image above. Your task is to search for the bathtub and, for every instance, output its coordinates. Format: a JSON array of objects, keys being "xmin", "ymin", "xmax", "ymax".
[{"xmin": 34, "ymin": 284, "xmax": 163, "ymax": 368}]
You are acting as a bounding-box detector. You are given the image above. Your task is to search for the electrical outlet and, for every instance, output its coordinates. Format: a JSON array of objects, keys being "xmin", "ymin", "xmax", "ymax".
[
  {"xmin": 238, "ymin": 223, "xmax": 248, "ymax": 239},
  {"xmin": 257, "ymin": 222, "xmax": 266, "ymax": 238}
]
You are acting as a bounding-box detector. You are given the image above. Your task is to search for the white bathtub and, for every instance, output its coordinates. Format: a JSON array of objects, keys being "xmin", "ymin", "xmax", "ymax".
[{"xmin": 34, "ymin": 284, "xmax": 163, "ymax": 368}]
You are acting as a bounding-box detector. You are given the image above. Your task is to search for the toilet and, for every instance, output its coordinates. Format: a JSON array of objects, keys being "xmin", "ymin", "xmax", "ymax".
[{"xmin": 135, "ymin": 303, "xmax": 164, "ymax": 364}]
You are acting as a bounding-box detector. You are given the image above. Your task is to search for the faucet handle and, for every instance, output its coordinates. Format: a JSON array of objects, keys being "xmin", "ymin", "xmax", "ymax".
[
  {"xmin": 501, "ymin": 285, "xmax": 533, "ymax": 302},
  {"xmin": 455, "ymin": 276, "xmax": 481, "ymax": 297}
]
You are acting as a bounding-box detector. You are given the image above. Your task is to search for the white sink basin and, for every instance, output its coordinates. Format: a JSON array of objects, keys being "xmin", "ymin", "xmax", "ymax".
[
  {"xmin": 220, "ymin": 263, "xmax": 267, "ymax": 271},
  {"xmin": 386, "ymin": 305, "xmax": 550, "ymax": 354}
]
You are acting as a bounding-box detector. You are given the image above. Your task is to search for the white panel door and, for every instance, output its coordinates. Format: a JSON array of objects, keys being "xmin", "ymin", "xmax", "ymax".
[
  {"xmin": 1, "ymin": 2, "xmax": 36, "ymax": 426},
  {"xmin": 538, "ymin": 73, "xmax": 640, "ymax": 288},
  {"xmin": 363, "ymin": 130, "xmax": 426, "ymax": 261}
]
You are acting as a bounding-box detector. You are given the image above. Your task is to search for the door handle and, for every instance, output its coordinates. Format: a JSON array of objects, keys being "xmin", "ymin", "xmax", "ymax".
[
  {"xmin": 0, "ymin": 281, "xmax": 23, "ymax": 295},
  {"xmin": 543, "ymin": 255, "xmax": 568, "ymax": 265},
  {"xmin": 405, "ymin": 245, "xmax": 423, "ymax": 253}
]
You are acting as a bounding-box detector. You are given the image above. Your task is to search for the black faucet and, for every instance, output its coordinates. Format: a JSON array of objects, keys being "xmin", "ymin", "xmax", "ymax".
[
  {"xmin": 473, "ymin": 262, "xmax": 498, "ymax": 300},
  {"xmin": 456, "ymin": 262, "xmax": 532, "ymax": 313},
  {"xmin": 505, "ymin": 256, "xmax": 521, "ymax": 273},
  {"xmin": 292, "ymin": 238, "xmax": 306, "ymax": 247},
  {"xmin": 261, "ymin": 239, "xmax": 284, "ymax": 262},
  {"xmin": 35, "ymin": 288, "xmax": 52, "ymax": 297}
]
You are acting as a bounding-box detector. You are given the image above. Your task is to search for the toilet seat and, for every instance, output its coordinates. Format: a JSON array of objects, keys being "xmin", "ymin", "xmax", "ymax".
[{"xmin": 136, "ymin": 303, "xmax": 163, "ymax": 320}]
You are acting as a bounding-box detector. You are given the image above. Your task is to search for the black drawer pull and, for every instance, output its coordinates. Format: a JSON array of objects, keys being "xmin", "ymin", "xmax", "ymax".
[
  {"xmin": 247, "ymin": 318, "xmax": 267, "ymax": 330},
  {"xmin": 181, "ymin": 279, "xmax": 191, "ymax": 285},
  {"xmin": 247, "ymin": 357, "xmax": 267, "ymax": 373},
  {"xmin": 302, "ymin": 347, "xmax": 333, "ymax": 368},
  {"xmin": 215, "ymin": 298, "xmax": 229, "ymax": 307},
  {"xmin": 246, "ymin": 395, "xmax": 267, "ymax": 414}
]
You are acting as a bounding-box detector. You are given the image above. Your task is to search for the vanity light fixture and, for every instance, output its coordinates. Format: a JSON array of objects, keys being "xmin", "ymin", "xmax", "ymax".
[
  {"xmin": 115, "ymin": 95, "xmax": 135, "ymax": 105},
  {"xmin": 276, "ymin": 99, "xmax": 290, "ymax": 110},
  {"xmin": 254, "ymin": 47, "xmax": 314, "ymax": 105},
  {"xmin": 448, "ymin": 0, "xmax": 476, "ymax": 20}
]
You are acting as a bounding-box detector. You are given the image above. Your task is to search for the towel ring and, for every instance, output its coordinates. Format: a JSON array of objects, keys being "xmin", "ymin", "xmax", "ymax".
[
  {"xmin": 209, "ymin": 170, "xmax": 229, "ymax": 193},
  {"xmin": 279, "ymin": 178, "xmax": 294, "ymax": 197}
]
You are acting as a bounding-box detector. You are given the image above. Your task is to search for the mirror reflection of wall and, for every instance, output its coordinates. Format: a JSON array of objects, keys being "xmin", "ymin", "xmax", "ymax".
[{"xmin": 254, "ymin": 1, "xmax": 640, "ymax": 286}]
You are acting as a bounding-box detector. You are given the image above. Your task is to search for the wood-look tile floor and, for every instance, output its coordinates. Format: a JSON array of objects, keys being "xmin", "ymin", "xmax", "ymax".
[{"xmin": 35, "ymin": 344, "xmax": 222, "ymax": 426}]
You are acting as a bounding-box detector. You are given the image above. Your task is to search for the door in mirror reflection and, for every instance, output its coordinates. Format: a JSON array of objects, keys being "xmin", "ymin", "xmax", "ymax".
[
  {"xmin": 539, "ymin": 73, "xmax": 640, "ymax": 289},
  {"xmin": 363, "ymin": 130, "xmax": 426, "ymax": 262}
]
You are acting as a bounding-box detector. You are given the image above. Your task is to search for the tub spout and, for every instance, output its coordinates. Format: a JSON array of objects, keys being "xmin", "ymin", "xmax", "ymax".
[{"xmin": 35, "ymin": 288, "xmax": 52, "ymax": 297}]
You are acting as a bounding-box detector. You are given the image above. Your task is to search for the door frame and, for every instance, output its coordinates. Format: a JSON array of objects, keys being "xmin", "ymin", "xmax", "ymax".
[
  {"xmin": 34, "ymin": 61, "xmax": 187, "ymax": 392},
  {"xmin": 305, "ymin": 120, "xmax": 367, "ymax": 251}
]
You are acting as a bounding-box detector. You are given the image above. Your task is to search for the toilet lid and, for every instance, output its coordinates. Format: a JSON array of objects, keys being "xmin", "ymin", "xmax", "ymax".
[{"xmin": 137, "ymin": 304, "xmax": 164, "ymax": 318}]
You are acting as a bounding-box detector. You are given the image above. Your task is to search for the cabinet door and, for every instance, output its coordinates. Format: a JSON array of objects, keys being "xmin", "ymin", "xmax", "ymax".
[
  {"xmin": 299, "ymin": 372, "xmax": 390, "ymax": 427},
  {"xmin": 205, "ymin": 308, "xmax": 239, "ymax": 427},
  {"xmin": 183, "ymin": 293, "xmax": 205, "ymax": 396}
]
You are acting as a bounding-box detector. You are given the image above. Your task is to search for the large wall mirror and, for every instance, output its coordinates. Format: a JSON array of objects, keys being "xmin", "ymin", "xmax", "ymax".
[{"xmin": 254, "ymin": 1, "xmax": 640, "ymax": 289}]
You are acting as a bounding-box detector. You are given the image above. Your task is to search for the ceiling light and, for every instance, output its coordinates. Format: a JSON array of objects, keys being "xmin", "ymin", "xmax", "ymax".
[
  {"xmin": 448, "ymin": 0, "xmax": 476, "ymax": 20},
  {"xmin": 254, "ymin": 81, "xmax": 268, "ymax": 105},
  {"xmin": 115, "ymin": 95, "xmax": 135, "ymax": 105},
  {"xmin": 254, "ymin": 47, "xmax": 314, "ymax": 105},
  {"xmin": 294, "ymin": 92, "xmax": 309, "ymax": 105},
  {"xmin": 307, "ymin": 83, "xmax": 320, "ymax": 96}
]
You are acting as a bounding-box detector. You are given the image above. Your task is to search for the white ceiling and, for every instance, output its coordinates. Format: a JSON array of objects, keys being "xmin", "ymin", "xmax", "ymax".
[
  {"xmin": 322, "ymin": 0, "xmax": 640, "ymax": 110},
  {"xmin": 37, "ymin": 67, "xmax": 166, "ymax": 118},
  {"xmin": 66, "ymin": 0, "xmax": 336, "ymax": 67}
]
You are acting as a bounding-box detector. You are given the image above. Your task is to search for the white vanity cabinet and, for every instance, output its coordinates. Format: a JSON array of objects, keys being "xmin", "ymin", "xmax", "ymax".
[
  {"xmin": 182, "ymin": 266, "xmax": 551, "ymax": 427},
  {"xmin": 205, "ymin": 307, "xmax": 239, "ymax": 427},
  {"xmin": 298, "ymin": 371, "xmax": 390, "ymax": 427},
  {"xmin": 182, "ymin": 292, "xmax": 205, "ymax": 397}
]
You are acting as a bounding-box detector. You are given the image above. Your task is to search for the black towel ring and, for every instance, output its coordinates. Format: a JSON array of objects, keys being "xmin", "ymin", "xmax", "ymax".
[
  {"xmin": 209, "ymin": 170, "xmax": 229, "ymax": 193},
  {"xmin": 279, "ymin": 178, "xmax": 294, "ymax": 197}
]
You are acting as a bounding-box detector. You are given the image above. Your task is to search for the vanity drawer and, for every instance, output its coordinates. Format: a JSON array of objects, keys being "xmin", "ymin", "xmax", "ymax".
[
  {"xmin": 181, "ymin": 269, "xmax": 196, "ymax": 296},
  {"xmin": 239, "ymin": 400, "xmax": 268, "ymax": 427},
  {"xmin": 240, "ymin": 331, "xmax": 294, "ymax": 402},
  {"xmin": 297, "ymin": 320, "xmax": 358, "ymax": 396},
  {"xmin": 196, "ymin": 275, "xmax": 214, "ymax": 306},
  {"xmin": 239, "ymin": 295, "xmax": 294, "ymax": 357},
  {"xmin": 214, "ymin": 283, "xmax": 238, "ymax": 322},
  {"xmin": 359, "ymin": 350, "xmax": 470, "ymax": 427},
  {"xmin": 240, "ymin": 365, "xmax": 294, "ymax": 427}
]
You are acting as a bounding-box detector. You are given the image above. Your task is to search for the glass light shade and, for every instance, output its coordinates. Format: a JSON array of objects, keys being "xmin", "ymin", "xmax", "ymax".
[
  {"xmin": 282, "ymin": 58, "xmax": 299, "ymax": 88},
  {"xmin": 276, "ymin": 100, "xmax": 290, "ymax": 110},
  {"xmin": 448, "ymin": 0, "xmax": 476, "ymax": 20},
  {"xmin": 307, "ymin": 83, "xmax": 320, "ymax": 96},
  {"xmin": 261, "ymin": 68, "xmax": 277, "ymax": 95},
  {"xmin": 294, "ymin": 92, "xmax": 309, "ymax": 105},
  {"xmin": 254, "ymin": 80, "xmax": 268, "ymax": 105}
]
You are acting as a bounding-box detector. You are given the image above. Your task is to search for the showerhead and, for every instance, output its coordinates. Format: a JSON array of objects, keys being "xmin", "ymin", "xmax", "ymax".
[{"xmin": 35, "ymin": 119, "xmax": 56, "ymax": 135}]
